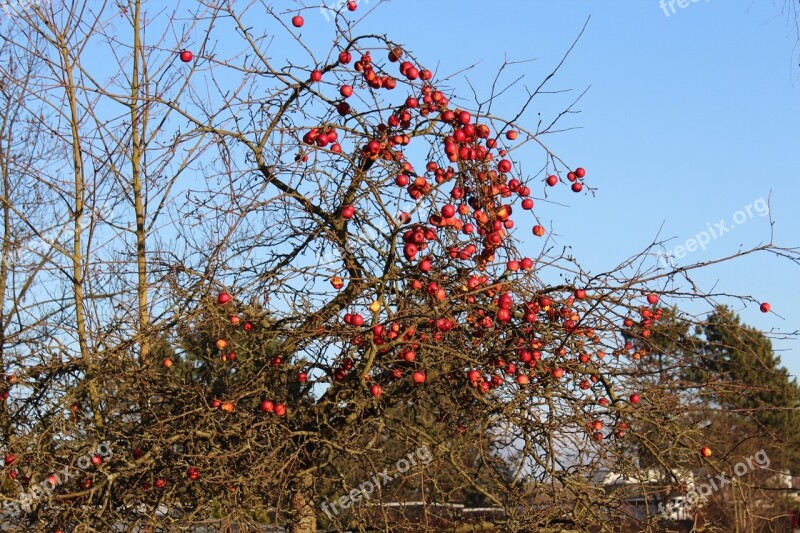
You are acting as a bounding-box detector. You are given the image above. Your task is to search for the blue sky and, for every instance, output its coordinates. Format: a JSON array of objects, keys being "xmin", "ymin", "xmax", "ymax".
[{"xmin": 287, "ymin": 0, "xmax": 800, "ymax": 376}]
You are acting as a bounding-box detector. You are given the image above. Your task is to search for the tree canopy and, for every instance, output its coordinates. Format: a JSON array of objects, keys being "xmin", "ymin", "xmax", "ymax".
[{"xmin": 0, "ymin": 2, "xmax": 797, "ymax": 532}]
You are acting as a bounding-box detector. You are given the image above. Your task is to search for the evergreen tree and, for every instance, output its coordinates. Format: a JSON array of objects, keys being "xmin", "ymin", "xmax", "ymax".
[{"xmin": 694, "ymin": 306, "xmax": 800, "ymax": 472}]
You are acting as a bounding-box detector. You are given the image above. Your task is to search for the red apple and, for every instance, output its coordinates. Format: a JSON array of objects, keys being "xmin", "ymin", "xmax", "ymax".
[
  {"xmin": 187, "ymin": 467, "xmax": 200, "ymax": 480},
  {"xmin": 217, "ymin": 291, "xmax": 232, "ymax": 305},
  {"xmin": 347, "ymin": 1, "xmax": 357, "ymax": 10},
  {"xmin": 260, "ymin": 400, "xmax": 274, "ymax": 413},
  {"xmin": 339, "ymin": 85, "xmax": 353, "ymax": 98},
  {"xmin": 370, "ymin": 384, "xmax": 382, "ymax": 397},
  {"xmin": 700, "ymin": 446, "xmax": 712, "ymax": 458},
  {"xmin": 274, "ymin": 403, "xmax": 287, "ymax": 416},
  {"xmin": 506, "ymin": 130, "xmax": 518, "ymax": 140},
  {"xmin": 760, "ymin": 302, "xmax": 770, "ymax": 313},
  {"xmin": 532, "ymin": 225, "xmax": 545, "ymax": 237},
  {"xmin": 575, "ymin": 167, "xmax": 586, "ymax": 178},
  {"xmin": 341, "ymin": 204, "xmax": 355, "ymax": 219},
  {"xmin": 336, "ymin": 102, "xmax": 351, "ymax": 116},
  {"xmin": 521, "ymin": 198, "xmax": 534, "ymax": 210},
  {"xmin": 412, "ymin": 371, "xmax": 426, "ymax": 384},
  {"xmin": 311, "ymin": 69, "xmax": 322, "ymax": 82},
  {"xmin": 388, "ymin": 46, "xmax": 404, "ymax": 62},
  {"xmin": 215, "ymin": 339, "xmax": 228, "ymax": 350},
  {"xmin": 647, "ymin": 293, "xmax": 659, "ymax": 305},
  {"xmin": 630, "ymin": 393, "xmax": 640, "ymax": 405},
  {"xmin": 297, "ymin": 372, "xmax": 307, "ymax": 383},
  {"xmin": 179, "ymin": 50, "xmax": 193, "ymax": 62},
  {"xmin": 291, "ymin": 15, "xmax": 304, "ymax": 27},
  {"xmin": 546, "ymin": 175, "xmax": 558, "ymax": 187},
  {"xmin": 155, "ymin": 478, "xmax": 166, "ymax": 489},
  {"xmin": 330, "ymin": 276, "xmax": 345, "ymax": 289},
  {"xmin": 91, "ymin": 454, "xmax": 102, "ymax": 466},
  {"xmin": 162, "ymin": 358, "xmax": 173, "ymax": 368}
]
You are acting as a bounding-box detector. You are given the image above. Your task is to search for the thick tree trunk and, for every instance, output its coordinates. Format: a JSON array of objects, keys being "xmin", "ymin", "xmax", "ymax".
[{"xmin": 289, "ymin": 472, "xmax": 317, "ymax": 533}]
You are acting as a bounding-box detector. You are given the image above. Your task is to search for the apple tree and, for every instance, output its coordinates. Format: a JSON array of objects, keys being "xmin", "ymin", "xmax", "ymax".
[{"xmin": 0, "ymin": 2, "xmax": 797, "ymax": 532}]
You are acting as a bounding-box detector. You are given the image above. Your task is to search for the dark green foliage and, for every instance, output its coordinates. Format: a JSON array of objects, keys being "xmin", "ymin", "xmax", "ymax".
[{"xmin": 694, "ymin": 306, "xmax": 800, "ymax": 471}]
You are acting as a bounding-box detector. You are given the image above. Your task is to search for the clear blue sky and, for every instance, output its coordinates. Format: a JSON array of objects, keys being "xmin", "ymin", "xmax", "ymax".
[{"xmin": 286, "ymin": 0, "xmax": 800, "ymax": 376}]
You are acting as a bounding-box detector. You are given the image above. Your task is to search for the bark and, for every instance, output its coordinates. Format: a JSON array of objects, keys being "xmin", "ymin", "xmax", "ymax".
[
  {"xmin": 289, "ymin": 472, "xmax": 317, "ymax": 533},
  {"xmin": 0, "ymin": 95, "xmax": 11, "ymax": 440},
  {"xmin": 130, "ymin": 0, "xmax": 150, "ymax": 360},
  {"xmin": 58, "ymin": 29, "xmax": 104, "ymax": 431}
]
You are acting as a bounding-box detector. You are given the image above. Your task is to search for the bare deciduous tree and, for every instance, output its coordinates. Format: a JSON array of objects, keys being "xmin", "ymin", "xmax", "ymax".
[{"xmin": 0, "ymin": 2, "xmax": 796, "ymax": 532}]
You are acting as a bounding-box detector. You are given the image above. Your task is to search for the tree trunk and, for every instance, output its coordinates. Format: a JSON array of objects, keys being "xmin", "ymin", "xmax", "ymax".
[{"xmin": 289, "ymin": 472, "xmax": 317, "ymax": 533}]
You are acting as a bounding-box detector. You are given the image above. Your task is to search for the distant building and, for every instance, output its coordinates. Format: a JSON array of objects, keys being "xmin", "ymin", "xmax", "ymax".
[{"xmin": 593, "ymin": 467, "xmax": 697, "ymax": 521}]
